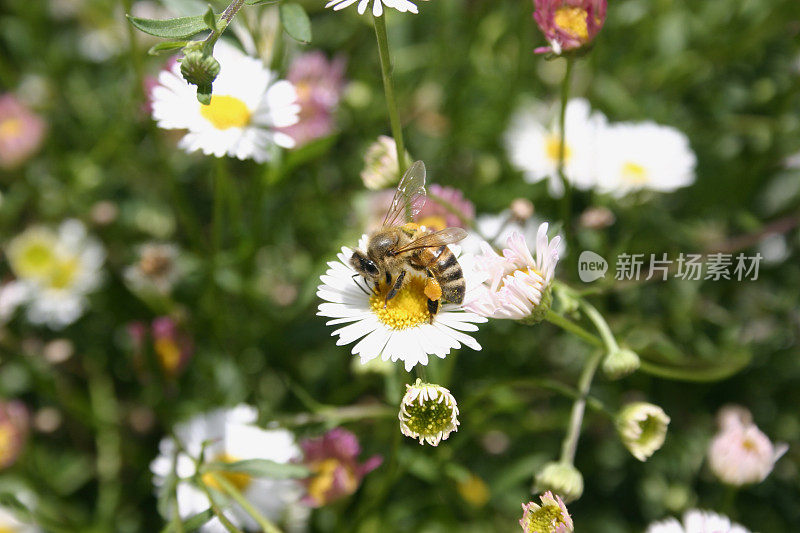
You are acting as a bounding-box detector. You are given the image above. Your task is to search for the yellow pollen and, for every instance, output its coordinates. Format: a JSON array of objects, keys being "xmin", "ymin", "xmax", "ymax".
[
  {"xmin": 742, "ymin": 438, "xmax": 758, "ymax": 452},
  {"xmin": 0, "ymin": 118, "xmax": 23, "ymax": 140},
  {"xmin": 307, "ymin": 458, "xmax": 356, "ymax": 503},
  {"xmin": 416, "ymin": 215, "xmax": 448, "ymax": 232},
  {"xmin": 14, "ymin": 240, "xmax": 56, "ymax": 279},
  {"xmin": 554, "ymin": 7, "xmax": 590, "ymax": 41},
  {"xmin": 0, "ymin": 425, "xmax": 14, "ymax": 466},
  {"xmin": 546, "ymin": 135, "xmax": 571, "ymax": 163},
  {"xmin": 48, "ymin": 257, "xmax": 80, "ymax": 290},
  {"xmin": 500, "ymin": 267, "xmax": 544, "ymax": 290},
  {"xmin": 154, "ymin": 338, "xmax": 182, "ymax": 375},
  {"xmin": 200, "ymin": 95, "xmax": 251, "ymax": 130},
  {"xmin": 202, "ymin": 453, "xmax": 252, "ymax": 492},
  {"xmin": 370, "ymin": 276, "xmax": 432, "ymax": 330},
  {"xmin": 621, "ymin": 161, "xmax": 648, "ymax": 184}
]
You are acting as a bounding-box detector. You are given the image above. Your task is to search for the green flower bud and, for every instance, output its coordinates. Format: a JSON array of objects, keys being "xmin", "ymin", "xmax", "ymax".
[
  {"xmin": 534, "ymin": 461, "xmax": 584, "ymax": 503},
  {"xmin": 602, "ymin": 347, "xmax": 640, "ymax": 380},
  {"xmin": 180, "ymin": 50, "xmax": 220, "ymax": 89},
  {"xmin": 399, "ymin": 379, "xmax": 459, "ymax": 446},
  {"xmin": 616, "ymin": 402, "xmax": 670, "ymax": 461}
]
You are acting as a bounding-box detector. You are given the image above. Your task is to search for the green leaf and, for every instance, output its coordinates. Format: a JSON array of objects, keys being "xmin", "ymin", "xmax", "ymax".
[
  {"xmin": 205, "ymin": 459, "xmax": 310, "ymax": 479},
  {"xmin": 147, "ymin": 41, "xmax": 188, "ymax": 55},
  {"xmin": 245, "ymin": 0, "xmax": 281, "ymax": 4},
  {"xmin": 279, "ymin": 3, "xmax": 312, "ymax": 44},
  {"xmin": 638, "ymin": 354, "xmax": 751, "ymax": 382},
  {"xmin": 160, "ymin": 509, "xmax": 214, "ymax": 533},
  {"xmin": 127, "ymin": 14, "xmax": 221, "ymax": 40},
  {"xmin": 203, "ymin": 5, "xmax": 218, "ymax": 32}
]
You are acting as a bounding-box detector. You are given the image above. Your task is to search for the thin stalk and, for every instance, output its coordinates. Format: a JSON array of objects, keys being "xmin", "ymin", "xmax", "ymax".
[
  {"xmin": 559, "ymin": 349, "xmax": 603, "ymax": 464},
  {"xmin": 207, "ymin": 473, "xmax": 283, "ymax": 533},
  {"xmin": 579, "ymin": 299, "xmax": 619, "ymax": 353},
  {"xmin": 87, "ymin": 361, "xmax": 121, "ymax": 528},
  {"xmin": 373, "ymin": 13, "xmax": 408, "ymax": 178},
  {"xmin": 556, "ymin": 58, "xmax": 574, "ymax": 234},
  {"xmin": 544, "ymin": 309, "xmax": 603, "ymax": 348},
  {"xmin": 196, "ymin": 481, "xmax": 243, "ymax": 533}
]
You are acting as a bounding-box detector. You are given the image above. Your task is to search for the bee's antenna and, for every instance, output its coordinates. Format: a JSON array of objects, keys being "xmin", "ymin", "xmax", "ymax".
[{"xmin": 351, "ymin": 274, "xmax": 372, "ymax": 296}]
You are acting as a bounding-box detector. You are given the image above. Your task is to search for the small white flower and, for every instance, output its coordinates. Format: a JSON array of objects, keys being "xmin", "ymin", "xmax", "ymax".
[
  {"xmin": 325, "ymin": 0, "xmax": 424, "ymax": 17},
  {"xmin": 645, "ymin": 509, "xmax": 750, "ymax": 533},
  {"xmin": 124, "ymin": 242, "xmax": 182, "ymax": 295},
  {"xmin": 317, "ymin": 235, "xmax": 486, "ymax": 371},
  {"xmin": 398, "ymin": 379, "xmax": 459, "ymax": 446},
  {"xmin": 465, "ymin": 224, "xmax": 560, "ymax": 321},
  {"xmin": 4, "ymin": 220, "xmax": 105, "ymax": 329},
  {"xmin": 616, "ymin": 402, "xmax": 670, "ymax": 462},
  {"xmin": 151, "ymin": 41, "xmax": 300, "ymax": 163},
  {"xmin": 505, "ymin": 98, "xmax": 606, "ymax": 196},
  {"xmin": 459, "ymin": 210, "xmax": 567, "ymax": 259},
  {"xmin": 150, "ymin": 405, "xmax": 301, "ymax": 533},
  {"xmin": 596, "ymin": 122, "xmax": 696, "ymax": 197},
  {"xmin": 0, "ymin": 506, "xmax": 41, "ymax": 533}
]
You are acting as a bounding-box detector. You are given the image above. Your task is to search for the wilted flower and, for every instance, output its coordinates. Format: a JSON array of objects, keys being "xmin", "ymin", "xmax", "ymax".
[
  {"xmin": 0, "ymin": 505, "xmax": 40, "ymax": 533},
  {"xmin": 278, "ymin": 52, "xmax": 346, "ymax": 147},
  {"xmin": 519, "ymin": 491, "xmax": 573, "ymax": 533},
  {"xmin": 534, "ymin": 461, "xmax": 583, "ymax": 503},
  {"xmin": 361, "ymin": 136, "xmax": 413, "ymax": 190},
  {"xmin": 645, "ymin": 509, "xmax": 750, "ymax": 533},
  {"xmin": 124, "ymin": 243, "xmax": 182, "ymax": 295},
  {"xmin": 0, "ymin": 401, "xmax": 29, "ymax": 469},
  {"xmin": 151, "ymin": 41, "xmax": 300, "ymax": 162},
  {"xmin": 578, "ymin": 206, "xmax": 615, "ymax": 229},
  {"xmin": 616, "ymin": 402, "xmax": 670, "ymax": 461},
  {"xmin": 4, "ymin": 220, "xmax": 105, "ymax": 329},
  {"xmin": 707, "ymin": 405, "xmax": 788, "ymax": 486},
  {"xmin": 325, "ymin": 0, "xmax": 424, "ymax": 16},
  {"xmin": 151, "ymin": 405, "xmax": 301, "ymax": 532},
  {"xmin": 414, "ymin": 184, "xmax": 475, "ymax": 231},
  {"xmin": 602, "ymin": 347, "xmax": 640, "ymax": 380},
  {"xmin": 300, "ymin": 427, "xmax": 382, "ymax": 507},
  {"xmin": 505, "ymin": 99, "xmax": 606, "ymax": 196},
  {"xmin": 533, "ymin": 0, "xmax": 607, "ymax": 55},
  {"xmin": 0, "ymin": 94, "xmax": 46, "ymax": 170},
  {"xmin": 317, "ymin": 234, "xmax": 485, "ymax": 371},
  {"xmin": 466, "ymin": 224, "xmax": 561, "ymax": 323},
  {"xmin": 399, "ymin": 379, "xmax": 460, "ymax": 446}
]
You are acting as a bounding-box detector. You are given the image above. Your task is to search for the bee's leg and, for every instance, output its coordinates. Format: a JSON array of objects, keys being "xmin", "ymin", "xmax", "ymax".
[
  {"xmin": 351, "ymin": 274, "xmax": 371, "ymax": 296},
  {"xmin": 427, "ymin": 298, "xmax": 439, "ymax": 320},
  {"xmin": 384, "ymin": 270, "xmax": 406, "ymax": 307}
]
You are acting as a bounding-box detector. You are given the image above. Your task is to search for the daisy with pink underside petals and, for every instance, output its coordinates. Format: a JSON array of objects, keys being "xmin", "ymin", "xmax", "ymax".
[
  {"xmin": 325, "ymin": 0, "xmax": 423, "ymax": 17},
  {"xmin": 466, "ymin": 224, "xmax": 561, "ymax": 322},
  {"xmin": 519, "ymin": 491, "xmax": 573, "ymax": 533},
  {"xmin": 533, "ymin": 0, "xmax": 607, "ymax": 55}
]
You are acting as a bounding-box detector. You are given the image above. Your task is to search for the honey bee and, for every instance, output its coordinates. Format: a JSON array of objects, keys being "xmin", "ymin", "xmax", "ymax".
[{"xmin": 350, "ymin": 161, "xmax": 467, "ymax": 319}]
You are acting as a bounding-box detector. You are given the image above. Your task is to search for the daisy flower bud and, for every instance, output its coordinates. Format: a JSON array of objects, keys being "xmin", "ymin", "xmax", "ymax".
[
  {"xmin": 707, "ymin": 405, "xmax": 788, "ymax": 486},
  {"xmin": 398, "ymin": 379, "xmax": 459, "ymax": 446},
  {"xmin": 533, "ymin": 0, "xmax": 607, "ymax": 55},
  {"xmin": 0, "ymin": 400, "xmax": 29, "ymax": 470},
  {"xmin": 602, "ymin": 347, "xmax": 640, "ymax": 380},
  {"xmin": 361, "ymin": 135, "xmax": 412, "ymax": 190},
  {"xmin": 534, "ymin": 461, "xmax": 583, "ymax": 503},
  {"xmin": 180, "ymin": 50, "xmax": 221, "ymax": 92},
  {"xmin": 616, "ymin": 402, "xmax": 670, "ymax": 461},
  {"xmin": 519, "ymin": 491, "xmax": 573, "ymax": 533},
  {"xmin": 466, "ymin": 224, "xmax": 560, "ymax": 324}
]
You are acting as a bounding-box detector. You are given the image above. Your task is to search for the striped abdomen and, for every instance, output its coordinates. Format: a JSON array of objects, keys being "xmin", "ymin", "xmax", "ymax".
[{"xmin": 413, "ymin": 245, "xmax": 466, "ymax": 304}]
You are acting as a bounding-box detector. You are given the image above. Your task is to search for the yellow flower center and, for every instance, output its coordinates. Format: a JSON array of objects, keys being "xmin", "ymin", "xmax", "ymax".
[
  {"xmin": 546, "ymin": 135, "xmax": 571, "ymax": 164},
  {"xmin": 621, "ymin": 161, "xmax": 648, "ymax": 184},
  {"xmin": 307, "ymin": 458, "xmax": 357, "ymax": 503},
  {"xmin": 370, "ymin": 276, "xmax": 432, "ymax": 330},
  {"xmin": 0, "ymin": 528, "xmax": 16, "ymax": 533},
  {"xmin": 742, "ymin": 438, "xmax": 758, "ymax": 452},
  {"xmin": 200, "ymin": 95, "xmax": 251, "ymax": 130},
  {"xmin": 0, "ymin": 118, "xmax": 23, "ymax": 140},
  {"xmin": 48, "ymin": 256, "xmax": 80, "ymax": 289},
  {"xmin": 0, "ymin": 425, "xmax": 15, "ymax": 466},
  {"xmin": 554, "ymin": 7, "xmax": 590, "ymax": 41},
  {"xmin": 154, "ymin": 338, "xmax": 182, "ymax": 375},
  {"xmin": 457, "ymin": 474, "xmax": 490, "ymax": 507},
  {"xmin": 416, "ymin": 215, "xmax": 448, "ymax": 232},
  {"xmin": 201, "ymin": 453, "xmax": 252, "ymax": 492},
  {"xmin": 12, "ymin": 239, "xmax": 56, "ymax": 280}
]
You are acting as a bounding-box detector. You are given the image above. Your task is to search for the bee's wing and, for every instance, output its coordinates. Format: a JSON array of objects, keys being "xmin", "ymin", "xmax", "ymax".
[
  {"xmin": 382, "ymin": 160, "xmax": 427, "ymax": 228},
  {"xmin": 393, "ymin": 228, "xmax": 468, "ymax": 253}
]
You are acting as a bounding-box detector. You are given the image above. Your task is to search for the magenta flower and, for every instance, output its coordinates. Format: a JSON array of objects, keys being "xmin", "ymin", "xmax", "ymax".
[
  {"xmin": 300, "ymin": 427, "xmax": 382, "ymax": 507},
  {"xmin": 0, "ymin": 94, "xmax": 46, "ymax": 170},
  {"xmin": 414, "ymin": 184, "xmax": 475, "ymax": 231},
  {"xmin": 533, "ymin": 0, "xmax": 607, "ymax": 55},
  {"xmin": 278, "ymin": 52, "xmax": 346, "ymax": 147},
  {"xmin": 151, "ymin": 317, "xmax": 194, "ymax": 378},
  {"xmin": 0, "ymin": 401, "xmax": 29, "ymax": 470}
]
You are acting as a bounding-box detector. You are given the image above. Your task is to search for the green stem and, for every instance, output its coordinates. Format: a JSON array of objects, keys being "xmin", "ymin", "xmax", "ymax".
[
  {"xmin": 579, "ymin": 300, "xmax": 619, "ymax": 353},
  {"xmin": 557, "ymin": 58, "xmax": 574, "ymax": 234},
  {"xmin": 207, "ymin": 473, "xmax": 283, "ymax": 533},
  {"xmin": 196, "ymin": 481, "xmax": 243, "ymax": 533},
  {"xmin": 544, "ymin": 309, "xmax": 603, "ymax": 348},
  {"xmin": 559, "ymin": 349, "xmax": 603, "ymax": 464},
  {"xmin": 278, "ymin": 404, "xmax": 395, "ymax": 427},
  {"xmin": 373, "ymin": 13, "xmax": 408, "ymax": 178},
  {"xmin": 87, "ymin": 360, "xmax": 121, "ymax": 529}
]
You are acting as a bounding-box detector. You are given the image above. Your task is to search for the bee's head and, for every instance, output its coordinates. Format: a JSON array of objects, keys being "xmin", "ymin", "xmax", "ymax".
[{"xmin": 350, "ymin": 249, "xmax": 381, "ymax": 281}]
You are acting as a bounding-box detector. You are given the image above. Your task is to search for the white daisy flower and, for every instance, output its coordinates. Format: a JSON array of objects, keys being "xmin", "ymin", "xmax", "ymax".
[
  {"xmin": 645, "ymin": 509, "xmax": 750, "ymax": 533},
  {"xmin": 505, "ymin": 98, "xmax": 606, "ymax": 196},
  {"xmin": 317, "ymin": 235, "xmax": 487, "ymax": 372},
  {"xmin": 151, "ymin": 41, "xmax": 300, "ymax": 163},
  {"xmin": 596, "ymin": 122, "xmax": 696, "ymax": 197},
  {"xmin": 0, "ymin": 505, "xmax": 41, "ymax": 533},
  {"xmin": 398, "ymin": 379, "xmax": 459, "ymax": 446},
  {"xmin": 459, "ymin": 210, "xmax": 567, "ymax": 259},
  {"xmin": 325, "ymin": 0, "xmax": 424, "ymax": 17},
  {"xmin": 465, "ymin": 224, "xmax": 561, "ymax": 322},
  {"xmin": 150, "ymin": 405, "xmax": 301, "ymax": 533},
  {"xmin": 4, "ymin": 219, "xmax": 105, "ymax": 329}
]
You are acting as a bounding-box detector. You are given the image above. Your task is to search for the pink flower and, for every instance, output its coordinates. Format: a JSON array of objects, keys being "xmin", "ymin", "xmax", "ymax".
[
  {"xmin": 0, "ymin": 94, "xmax": 46, "ymax": 169},
  {"xmin": 520, "ymin": 491, "xmax": 573, "ymax": 533},
  {"xmin": 127, "ymin": 317, "xmax": 193, "ymax": 378},
  {"xmin": 466, "ymin": 224, "xmax": 561, "ymax": 321},
  {"xmin": 278, "ymin": 52, "xmax": 346, "ymax": 147},
  {"xmin": 533, "ymin": 0, "xmax": 607, "ymax": 55},
  {"xmin": 0, "ymin": 400, "xmax": 29, "ymax": 470},
  {"xmin": 300, "ymin": 427, "xmax": 382, "ymax": 507},
  {"xmin": 707, "ymin": 405, "xmax": 788, "ymax": 486},
  {"xmin": 414, "ymin": 184, "xmax": 475, "ymax": 230}
]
